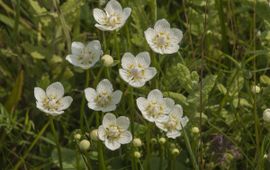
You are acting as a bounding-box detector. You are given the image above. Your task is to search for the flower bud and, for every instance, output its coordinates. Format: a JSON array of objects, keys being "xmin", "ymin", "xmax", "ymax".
[
  {"xmin": 192, "ymin": 127, "xmax": 200, "ymax": 134},
  {"xmin": 79, "ymin": 139, "xmax": 91, "ymax": 151},
  {"xmin": 74, "ymin": 133, "xmax": 81, "ymax": 140},
  {"xmin": 133, "ymin": 138, "xmax": 142, "ymax": 147},
  {"xmin": 158, "ymin": 137, "xmax": 166, "ymax": 144},
  {"xmin": 90, "ymin": 129, "xmax": 99, "ymax": 141},
  {"xmin": 101, "ymin": 54, "xmax": 114, "ymax": 67},
  {"xmin": 251, "ymin": 85, "xmax": 261, "ymax": 94},
  {"xmin": 171, "ymin": 148, "xmax": 180, "ymax": 156},
  {"xmin": 134, "ymin": 151, "xmax": 141, "ymax": 158},
  {"xmin": 151, "ymin": 138, "xmax": 157, "ymax": 144},
  {"xmin": 263, "ymin": 109, "xmax": 270, "ymax": 123}
]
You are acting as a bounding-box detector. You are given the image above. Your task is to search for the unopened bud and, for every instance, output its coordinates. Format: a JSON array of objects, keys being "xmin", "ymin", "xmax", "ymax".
[
  {"xmin": 251, "ymin": 85, "xmax": 261, "ymax": 94},
  {"xmin": 79, "ymin": 139, "xmax": 91, "ymax": 151},
  {"xmin": 263, "ymin": 109, "xmax": 270, "ymax": 123},
  {"xmin": 171, "ymin": 148, "xmax": 180, "ymax": 156},
  {"xmin": 192, "ymin": 127, "xmax": 200, "ymax": 134},
  {"xmin": 133, "ymin": 138, "xmax": 142, "ymax": 147},
  {"xmin": 90, "ymin": 129, "xmax": 99, "ymax": 141},
  {"xmin": 74, "ymin": 133, "xmax": 81, "ymax": 140},
  {"xmin": 101, "ymin": 54, "xmax": 114, "ymax": 67},
  {"xmin": 134, "ymin": 151, "xmax": 141, "ymax": 158},
  {"xmin": 159, "ymin": 137, "xmax": 166, "ymax": 144}
]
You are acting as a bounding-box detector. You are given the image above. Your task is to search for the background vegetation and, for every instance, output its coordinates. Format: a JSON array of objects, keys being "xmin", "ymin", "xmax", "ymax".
[{"xmin": 1, "ymin": 0, "xmax": 270, "ymax": 169}]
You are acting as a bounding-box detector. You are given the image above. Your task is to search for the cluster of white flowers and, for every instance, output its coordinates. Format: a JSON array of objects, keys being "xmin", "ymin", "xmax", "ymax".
[
  {"xmin": 34, "ymin": 0, "xmax": 187, "ymax": 151},
  {"xmin": 137, "ymin": 89, "xmax": 188, "ymax": 139}
]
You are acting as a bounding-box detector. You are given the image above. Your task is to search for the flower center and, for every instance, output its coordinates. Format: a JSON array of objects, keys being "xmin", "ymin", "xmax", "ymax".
[
  {"xmin": 42, "ymin": 96, "xmax": 61, "ymax": 111},
  {"xmin": 153, "ymin": 32, "xmax": 170, "ymax": 48},
  {"xmin": 165, "ymin": 116, "xmax": 179, "ymax": 130},
  {"xmin": 106, "ymin": 14, "xmax": 121, "ymax": 27},
  {"xmin": 146, "ymin": 101, "xmax": 164, "ymax": 118},
  {"xmin": 94, "ymin": 91, "xmax": 112, "ymax": 107},
  {"xmin": 78, "ymin": 48, "xmax": 94, "ymax": 65},
  {"xmin": 129, "ymin": 68, "xmax": 144, "ymax": 81},
  {"xmin": 106, "ymin": 125, "xmax": 121, "ymax": 140}
]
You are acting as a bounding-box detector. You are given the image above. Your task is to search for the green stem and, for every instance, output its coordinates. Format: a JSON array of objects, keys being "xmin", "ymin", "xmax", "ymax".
[
  {"xmin": 159, "ymin": 144, "xmax": 164, "ymax": 170},
  {"xmin": 80, "ymin": 69, "xmax": 90, "ymax": 130},
  {"xmin": 50, "ymin": 118, "xmax": 63, "ymax": 170},
  {"xmin": 113, "ymin": 31, "xmax": 120, "ymax": 61},
  {"xmin": 13, "ymin": 120, "xmax": 50, "ymax": 170},
  {"xmin": 145, "ymin": 124, "xmax": 151, "ymax": 169},
  {"xmin": 181, "ymin": 126, "xmax": 199, "ymax": 170},
  {"xmin": 129, "ymin": 87, "xmax": 135, "ymax": 134}
]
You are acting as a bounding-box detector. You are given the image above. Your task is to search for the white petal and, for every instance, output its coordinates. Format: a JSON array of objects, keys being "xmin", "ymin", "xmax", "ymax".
[
  {"xmin": 100, "ymin": 104, "xmax": 117, "ymax": 112},
  {"xmin": 104, "ymin": 139, "xmax": 121, "ymax": 151},
  {"xmin": 58, "ymin": 96, "xmax": 73, "ymax": 110},
  {"xmin": 93, "ymin": 8, "xmax": 107, "ymax": 25},
  {"xmin": 112, "ymin": 90, "xmax": 122, "ymax": 104},
  {"xmin": 180, "ymin": 116, "xmax": 189, "ymax": 128},
  {"xmin": 154, "ymin": 19, "xmax": 170, "ymax": 32},
  {"xmin": 95, "ymin": 24, "xmax": 115, "ymax": 31},
  {"xmin": 98, "ymin": 126, "xmax": 106, "ymax": 141},
  {"xmin": 144, "ymin": 28, "xmax": 155, "ymax": 45},
  {"xmin": 148, "ymin": 89, "xmax": 163, "ymax": 101},
  {"xmin": 46, "ymin": 82, "xmax": 64, "ymax": 100},
  {"xmin": 136, "ymin": 52, "xmax": 151, "ymax": 68},
  {"xmin": 71, "ymin": 42, "xmax": 84, "ymax": 55},
  {"xmin": 119, "ymin": 69, "xmax": 132, "ymax": 84},
  {"xmin": 116, "ymin": 116, "xmax": 130, "ymax": 130},
  {"xmin": 141, "ymin": 111, "xmax": 155, "ymax": 122},
  {"xmin": 155, "ymin": 119, "xmax": 168, "ymax": 132},
  {"xmin": 97, "ymin": 79, "xmax": 113, "ymax": 94},
  {"xmin": 88, "ymin": 102, "xmax": 100, "ymax": 111},
  {"xmin": 167, "ymin": 130, "xmax": 181, "ymax": 139},
  {"xmin": 86, "ymin": 40, "xmax": 102, "ymax": 51},
  {"xmin": 36, "ymin": 102, "xmax": 64, "ymax": 116},
  {"xmin": 171, "ymin": 104, "xmax": 183, "ymax": 117},
  {"xmin": 105, "ymin": 0, "xmax": 122, "ymax": 15},
  {"xmin": 118, "ymin": 131, "xmax": 132, "ymax": 144},
  {"xmin": 143, "ymin": 67, "xmax": 157, "ymax": 81},
  {"xmin": 84, "ymin": 88, "xmax": 97, "ymax": 102},
  {"xmin": 34, "ymin": 87, "xmax": 46, "ymax": 102},
  {"xmin": 136, "ymin": 97, "xmax": 147, "ymax": 112},
  {"xmin": 102, "ymin": 113, "xmax": 116, "ymax": 128},
  {"xmin": 121, "ymin": 52, "xmax": 136, "ymax": 69},
  {"xmin": 163, "ymin": 44, "xmax": 179, "ymax": 54},
  {"xmin": 164, "ymin": 98, "xmax": 175, "ymax": 113},
  {"xmin": 122, "ymin": 8, "xmax": 131, "ymax": 20},
  {"xmin": 170, "ymin": 28, "xmax": 183, "ymax": 43},
  {"xmin": 129, "ymin": 79, "xmax": 146, "ymax": 88}
]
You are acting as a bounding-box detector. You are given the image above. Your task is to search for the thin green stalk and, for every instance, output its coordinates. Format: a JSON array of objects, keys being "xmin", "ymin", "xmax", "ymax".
[
  {"xmin": 129, "ymin": 87, "xmax": 135, "ymax": 134},
  {"xmin": 181, "ymin": 127, "xmax": 199, "ymax": 170},
  {"xmin": 113, "ymin": 31, "xmax": 120, "ymax": 61},
  {"xmin": 145, "ymin": 124, "xmax": 151, "ymax": 170},
  {"xmin": 80, "ymin": 69, "xmax": 90, "ymax": 130},
  {"xmin": 50, "ymin": 118, "xmax": 63, "ymax": 170},
  {"xmin": 13, "ymin": 120, "xmax": 50, "ymax": 170},
  {"xmin": 159, "ymin": 144, "xmax": 164, "ymax": 170}
]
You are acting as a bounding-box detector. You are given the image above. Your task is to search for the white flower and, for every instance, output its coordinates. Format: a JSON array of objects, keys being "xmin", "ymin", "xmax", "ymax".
[
  {"xmin": 263, "ymin": 109, "xmax": 270, "ymax": 123},
  {"xmin": 136, "ymin": 89, "xmax": 174, "ymax": 122},
  {"xmin": 98, "ymin": 113, "xmax": 132, "ymax": 150},
  {"xmin": 84, "ymin": 79, "xmax": 122, "ymax": 112},
  {"xmin": 93, "ymin": 0, "xmax": 131, "ymax": 31},
  {"xmin": 34, "ymin": 82, "xmax": 73, "ymax": 116},
  {"xmin": 144, "ymin": 19, "xmax": 183, "ymax": 54},
  {"xmin": 66, "ymin": 40, "xmax": 103, "ymax": 69},
  {"xmin": 156, "ymin": 104, "xmax": 189, "ymax": 139},
  {"xmin": 119, "ymin": 52, "xmax": 157, "ymax": 88}
]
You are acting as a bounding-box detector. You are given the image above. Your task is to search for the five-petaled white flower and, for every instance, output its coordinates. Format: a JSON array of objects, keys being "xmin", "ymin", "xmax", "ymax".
[
  {"xmin": 34, "ymin": 82, "xmax": 73, "ymax": 116},
  {"xmin": 156, "ymin": 104, "xmax": 189, "ymax": 139},
  {"xmin": 84, "ymin": 79, "xmax": 122, "ymax": 112},
  {"xmin": 136, "ymin": 89, "xmax": 175, "ymax": 122},
  {"xmin": 144, "ymin": 19, "xmax": 183, "ymax": 54},
  {"xmin": 98, "ymin": 113, "xmax": 132, "ymax": 150},
  {"xmin": 93, "ymin": 0, "xmax": 131, "ymax": 31},
  {"xmin": 119, "ymin": 52, "xmax": 157, "ymax": 88},
  {"xmin": 66, "ymin": 40, "xmax": 103, "ymax": 69}
]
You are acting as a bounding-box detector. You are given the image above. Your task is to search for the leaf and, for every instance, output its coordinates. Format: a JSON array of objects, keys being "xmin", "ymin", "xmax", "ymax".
[
  {"xmin": 260, "ymin": 75, "xmax": 270, "ymax": 85},
  {"xmin": 163, "ymin": 91, "xmax": 188, "ymax": 107},
  {"xmin": 28, "ymin": 0, "xmax": 47, "ymax": 15},
  {"xmin": 4, "ymin": 69, "xmax": 24, "ymax": 113}
]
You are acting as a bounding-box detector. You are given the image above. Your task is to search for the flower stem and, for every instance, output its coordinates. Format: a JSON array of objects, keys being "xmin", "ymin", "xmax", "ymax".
[
  {"xmin": 80, "ymin": 69, "xmax": 90, "ymax": 130},
  {"xmin": 50, "ymin": 118, "xmax": 63, "ymax": 170},
  {"xmin": 13, "ymin": 120, "xmax": 50, "ymax": 170},
  {"xmin": 159, "ymin": 144, "xmax": 164, "ymax": 170},
  {"xmin": 129, "ymin": 87, "xmax": 135, "ymax": 134},
  {"xmin": 145, "ymin": 124, "xmax": 152, "ymax": 169}
]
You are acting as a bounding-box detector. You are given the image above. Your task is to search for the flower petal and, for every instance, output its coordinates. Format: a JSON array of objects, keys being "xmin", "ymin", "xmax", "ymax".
[
  {"xmin": 93, "ymin": 8, "xmax": 107, "ymax": 25},
  {"xmin": 118, "ymin": 131, "xmax": 132, "ymax": 144},
  {"xmin": 166, "ymin": 130, "xmax": 181, "ymax": 139},
  {"xmin": 123, "ymin": 7, "xmax": 131, "ymax": 20},
  {"xmin": 148, "ymin": 89, "xmax": 163, "ymax": 101},
  {"xmin": 116, "ymin": 116, "xmax": 130, "ymax": 130},
  {"xmin": 121, "ymin": 52, "xmax": 136, "ymax": 69},
  {"xmin": 136, "ymin": 52, "xmax": 151, "ymax": 68},
  {"xmin": 136, "ymin": 97, "xmax": 147, "ymax": 112},
  {"xmin": 71, "ymin": 42, "xmax": 84, "ymax": 55},
  {"xmin": 163, "ymin": 44, "xmax": 179, "ymax": 54},
  {"xmin": 86, "ymin": 40, "xmax": 102, "ymax": 51},
  {"xmin": 102, "ymin": 113, "xmax": 116, "ymax": 128},
  {"xmin": 170, "ymin": 28, "xmax": 183, "ymax": 43},
  {"xmin": 154, "ymin": 19, "xmax": 170, "ymax": 32},
  {"xmin": 97, "ymin": 79, "xmax": 113, "ymax": 94},
  {"xmin": 46, "ymin": 82, "xmax": 64, "ymax": 100},
  {"xmin": 129, "ymin": 79, "xmax": 145, "ymax": 88},
  {"xmin": 98, "ymin": 126, "xmax": 106, "ymax": 141},
  {"xmin": 84, "ymin": 88, "xmax": 97, "ymax": 102},
  {"xmin": 58, "ymin": 96, "xmax": 73, "ymax": 110},
  {"xmin": 105, "ymin": 0, "xmax": 122, "ymax": 15},
  {"xmin": 171, "ymin": 104, "xmax": 183, "ymax": 117},
  {"xmin": 100, "ymin": 104, "xmax": 117, "ymax": 112},
  {"xmin": 119, "ymin": 69, "xmax": 132, "ymax": 84},
  {"xmin": 164, "ymin": 98, "xmax": 175, "ymax": 113},
  {"xmin": 112, "ymin": 90, "xmax": 122, "ymax": 104},
  {"xmin": 105, "ymin": 139, "xmax": 121, "ymax": 150},
  {"xmin": 34, "ymin": 87, "xmax": 46, "ymax": 102},
  {"xmin": 143, "ymin": 67, "xmax": 157, "ymax": 81},
  {"xmin": 144, "ymin": 28, "xmax": 155, "ymax": 45}
]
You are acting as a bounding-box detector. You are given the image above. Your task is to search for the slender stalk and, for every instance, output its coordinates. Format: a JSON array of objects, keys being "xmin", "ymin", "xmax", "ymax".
[
  {"xmin": 145, "ymin": 124, "xmax": 151, "ymax": 169},
  {"xmin": 13, "ymin": 120, "xmax": 50, "ymax": 170},
  {"xmin": 80, "ymin": 69, "xmax": 90, "ymax": 130},
  {"xmin": 113, "ymin": 31, "xmax": 120, "ymax": 61},
  {"xmin": 159, "ymin": 144, "xmax": 164, "ymax": 170},
  {"xmin": 129, "ymin": 87, "xmax": 135, "ymax": 134},
  {"xmin": 50, "ymin": 118, "xmax": 63, "ymax": 170},
  {"xmin": 181, "ymin": 127, "xmax": 199, "ymax": 170}
]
